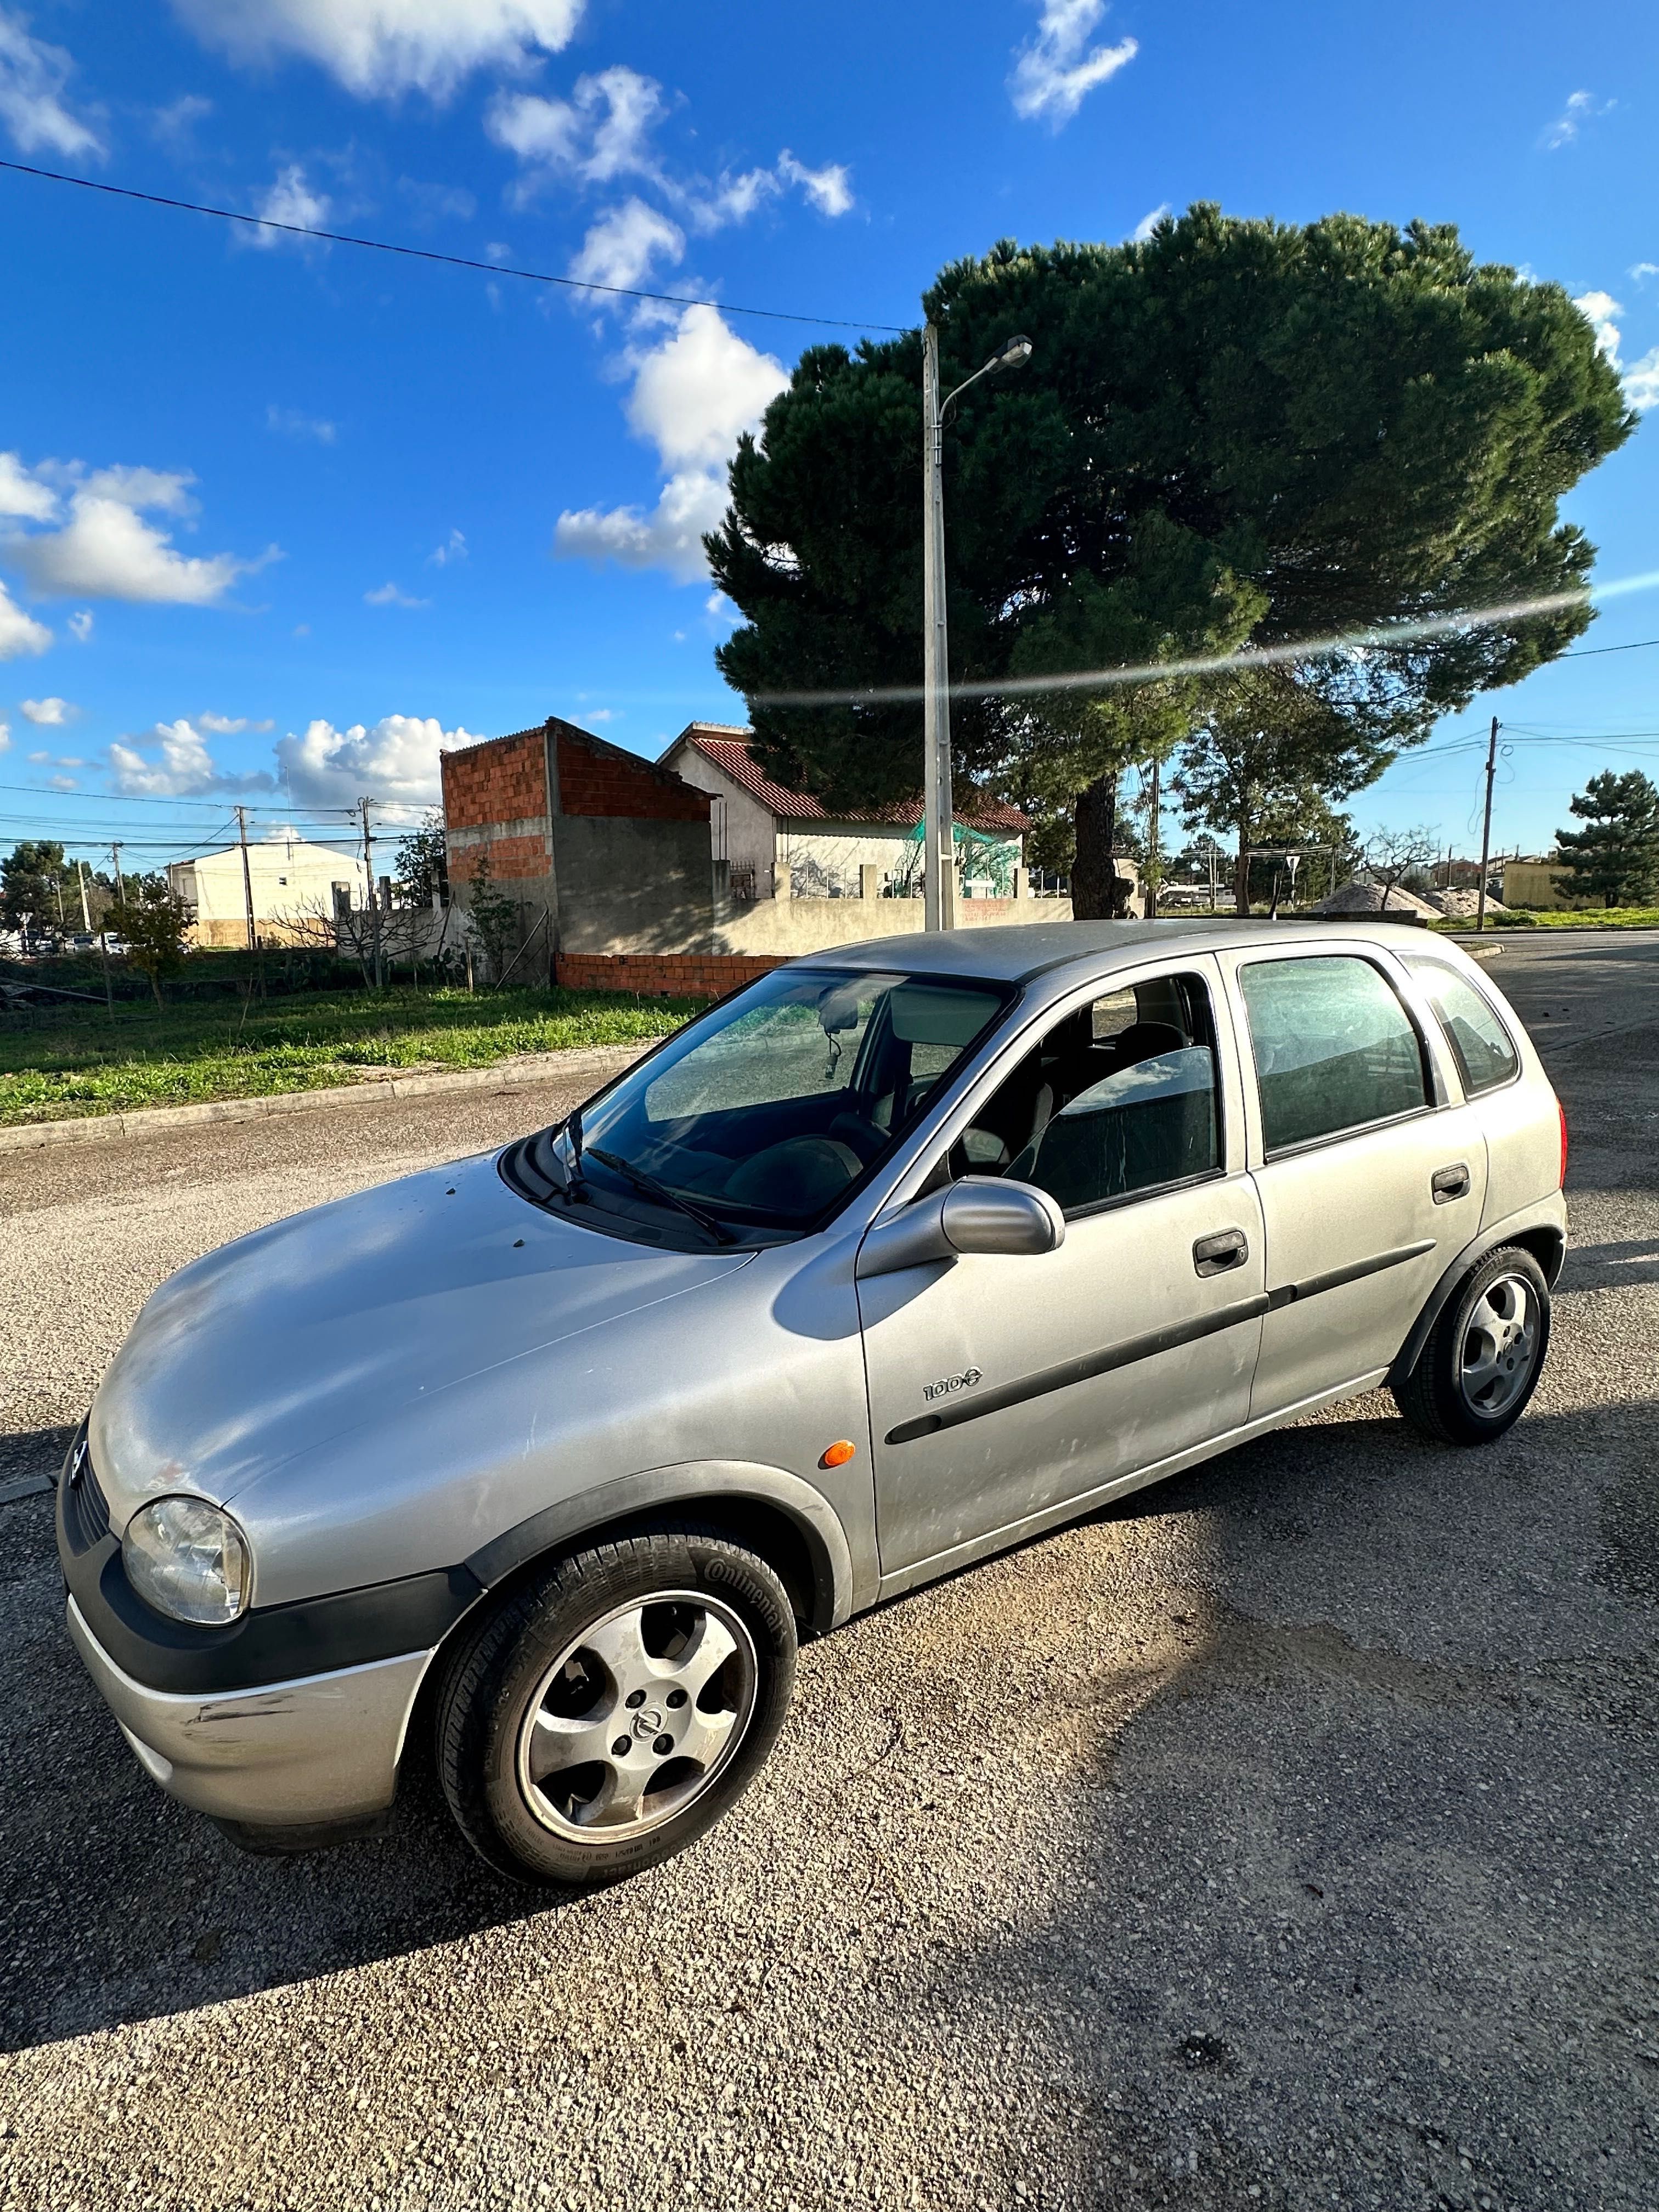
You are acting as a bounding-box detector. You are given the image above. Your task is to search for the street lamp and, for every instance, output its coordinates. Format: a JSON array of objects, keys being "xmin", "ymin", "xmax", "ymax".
[{"xmin": 921, "ymin": 325, "xmax": 1033, "ymax": 930}]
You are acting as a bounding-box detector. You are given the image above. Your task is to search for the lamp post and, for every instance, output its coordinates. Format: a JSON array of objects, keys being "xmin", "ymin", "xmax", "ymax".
[{"xmin": 922, "ymin": 323, "xmax": 1032, "ymax": 930}]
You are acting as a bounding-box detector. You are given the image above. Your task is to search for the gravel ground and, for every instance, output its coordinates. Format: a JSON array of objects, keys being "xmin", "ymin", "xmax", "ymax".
[{"xmin": 1, "ymin": 933, "xmax": 1655, "ymax": 2212}]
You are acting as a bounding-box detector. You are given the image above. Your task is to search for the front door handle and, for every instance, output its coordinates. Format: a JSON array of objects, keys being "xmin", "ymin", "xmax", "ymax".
[
  {"xmin": 1193, "ymin": 1228, "xmax": 1249, "ymax": 1278},
  {"xmin": 1431, "ymin": 1163, "xmax": 1471, "ymax": 1204}
]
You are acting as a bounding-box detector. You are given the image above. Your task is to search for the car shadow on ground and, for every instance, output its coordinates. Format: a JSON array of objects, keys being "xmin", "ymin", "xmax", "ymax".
[{"xmin": 906, "ymin": 1390, "xmax": 1659, "ymax": 2212}]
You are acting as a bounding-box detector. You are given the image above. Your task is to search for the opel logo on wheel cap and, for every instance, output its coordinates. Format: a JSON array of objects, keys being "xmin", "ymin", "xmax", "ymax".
[{"xmin": 633, "ymin": 1707, "xmax": 664, "ymax": 1739}]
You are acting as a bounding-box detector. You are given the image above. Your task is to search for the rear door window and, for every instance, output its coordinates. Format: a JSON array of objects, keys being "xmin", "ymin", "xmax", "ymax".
[
  {"xmin": 1239, "ymin": 955, "xmax": 1429, "ymax": 1153},
  {"xmin": 1404, "ymin": 959, "xmax": 1521, "ymax": 1096}
]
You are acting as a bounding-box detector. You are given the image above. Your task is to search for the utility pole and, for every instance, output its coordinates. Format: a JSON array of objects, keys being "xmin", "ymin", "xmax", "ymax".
[
  {"xmin": 921, "ymin": 323, "xmax": 955, "ymax": 934},
  {"xmin": 1475, "ymin": 715, "xmax": 1500, "ymax": 933},
  {"xmin": 234, "ymin": 805, "xmax": 257, "ymax": 953},
  {"xmin": 1143, "ymin": 756, "xmax": 1161, "ymax": 920},
  {"xmin": 920, "ymin": 320, "xmax": 1033, "ymax": 932},
  {"xmin": 110, "ymin": 843, "xmax": 125, "ymax": 902},
  {"xmin": 77, "ymin": 859, "xmax": 112, "ymax": 1015},
  {"xmin": 358, "ymin": 796, "xmax": 382, "ymax": 988}
]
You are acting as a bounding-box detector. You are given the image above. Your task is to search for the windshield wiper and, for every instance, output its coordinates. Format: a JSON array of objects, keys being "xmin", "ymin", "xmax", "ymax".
[{"xmin": 585, "ymin": 1147, "xmax": 736, "ymax": 1246}]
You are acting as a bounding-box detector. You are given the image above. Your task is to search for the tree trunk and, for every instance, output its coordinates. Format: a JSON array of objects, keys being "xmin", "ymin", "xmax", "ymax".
[
  {"xmin": 1234, "ymin": 836, "xmax": 1251, "ymax": 917},
  {"xmin": 1072, "ymin": 775, "xmax": 1124, "ymax": 920}
]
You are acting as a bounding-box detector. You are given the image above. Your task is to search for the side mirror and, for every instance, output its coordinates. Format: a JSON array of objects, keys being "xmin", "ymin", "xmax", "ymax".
[{"xmin": 855, "ymin": 1177, "xmax": 1065, "ymax": 1280}]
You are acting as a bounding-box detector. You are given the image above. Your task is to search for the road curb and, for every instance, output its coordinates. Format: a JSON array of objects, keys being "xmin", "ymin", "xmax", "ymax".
[{"xmin": 0, "ymin": 1040, "xmax": 663, "ymax": 1155}]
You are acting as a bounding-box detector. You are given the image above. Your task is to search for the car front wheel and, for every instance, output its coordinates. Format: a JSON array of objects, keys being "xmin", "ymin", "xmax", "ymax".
[
  {"xmin": 1391, "ymin": 1244, "xmax": 1551, "ymax": 1447},
  {"xmin": 435, "ymin": 1525, "xmax": 797, "ymax": 1887}
]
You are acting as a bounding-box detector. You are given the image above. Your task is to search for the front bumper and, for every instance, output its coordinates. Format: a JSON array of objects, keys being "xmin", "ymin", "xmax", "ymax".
[{"xmin": 67, "ymin": 1595, "xmax": 432, "ymax": 1832}]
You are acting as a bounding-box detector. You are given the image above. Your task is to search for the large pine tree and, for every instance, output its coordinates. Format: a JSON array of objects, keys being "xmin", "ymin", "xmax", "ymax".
[{"xmin": 708, "ymin": 207, "xmax": 1633, "ymax": 914}]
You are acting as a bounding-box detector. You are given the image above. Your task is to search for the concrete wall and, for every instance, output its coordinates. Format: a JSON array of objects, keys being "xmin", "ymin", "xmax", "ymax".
[
  {"xmin": 1503, "ymin": 860, "xmax": 1572, "ymax": 910},
  {"xmin": 712, "ymin": 892, "xmax": 1073, "ymax": 958},
  {"xmin": 170, "ymin": 842, "xmax": 367, "ymax": 948},
  {"xmin": 553, "ymin": 815, "xmax": 718, "ymax": 954}
]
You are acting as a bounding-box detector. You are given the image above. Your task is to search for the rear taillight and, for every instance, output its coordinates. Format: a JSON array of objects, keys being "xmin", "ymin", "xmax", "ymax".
[{"xmin": 1558, "ymin": 1098, "xmax": 1569, "ymax": 1189}]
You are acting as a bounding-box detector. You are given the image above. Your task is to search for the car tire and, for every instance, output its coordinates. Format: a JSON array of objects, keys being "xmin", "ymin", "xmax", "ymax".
[
  {"xmin": 1391, "ymin": 1244, "xmax": 1551, "ymax": 1447},
  {"xmin": 434, "ymin": 1524, "xmax": 797, "ymax": 1888}
]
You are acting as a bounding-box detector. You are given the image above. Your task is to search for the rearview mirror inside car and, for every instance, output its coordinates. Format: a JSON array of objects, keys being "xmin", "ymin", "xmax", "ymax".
[{"xmin": 856, "ymin": 1177, "xmax": 1065, "ymax": 1279}]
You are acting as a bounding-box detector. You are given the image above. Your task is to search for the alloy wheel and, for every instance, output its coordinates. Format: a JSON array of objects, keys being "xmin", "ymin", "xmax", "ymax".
[
  {"xmin": 1458, "ymin": 1273, "xmax": 1538, "ymax": 1418},
  {"xmin": 515, "ymin": 1592, "xmax": 758, "ymax": 1843}
]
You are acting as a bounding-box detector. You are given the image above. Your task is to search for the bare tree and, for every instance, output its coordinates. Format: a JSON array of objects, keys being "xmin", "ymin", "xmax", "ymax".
[
  {"xmin": 274, "ymin": 896, "xmax": 437, "ymax": 987},
  {"xmin": 1365, "ymin": 825, "xmax": 1441, "ymax": 912}
]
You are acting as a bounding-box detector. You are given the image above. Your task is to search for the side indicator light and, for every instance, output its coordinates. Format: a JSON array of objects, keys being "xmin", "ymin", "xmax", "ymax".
[
  {"xmin": 820, "ymin": 1440, "xmax": 857, "ymax": 1469},
  {"xmin": 1558, "ymin": 1098, "xmax": 1569, "ymax": 1190}
]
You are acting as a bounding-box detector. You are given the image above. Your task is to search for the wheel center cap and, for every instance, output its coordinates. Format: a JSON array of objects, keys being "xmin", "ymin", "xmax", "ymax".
[{"xmin": 633, "ymin": 1707, "xmax": 665, "ymax": 1740}]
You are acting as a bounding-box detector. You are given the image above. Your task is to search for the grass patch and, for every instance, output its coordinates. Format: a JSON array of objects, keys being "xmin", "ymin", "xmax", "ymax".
[
  {"xmin": 0, "ymin": 985, "xmax": 704, "ymax": 1125},
  {"xmin": 1504, "ymin": 907, "xmax": 1659, "ymax": 929}
]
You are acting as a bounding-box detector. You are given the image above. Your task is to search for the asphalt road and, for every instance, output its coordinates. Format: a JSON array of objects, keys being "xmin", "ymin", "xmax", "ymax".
[{"xmin": 1, "ymin": 930, "xmax": 1655, "ymax": 2212}]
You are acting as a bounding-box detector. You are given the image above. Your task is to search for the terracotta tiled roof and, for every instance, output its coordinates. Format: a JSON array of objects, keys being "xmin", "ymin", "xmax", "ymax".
[{"xmin": 675, "ymin": 725, "xmax": 1029, "ymax": 833}]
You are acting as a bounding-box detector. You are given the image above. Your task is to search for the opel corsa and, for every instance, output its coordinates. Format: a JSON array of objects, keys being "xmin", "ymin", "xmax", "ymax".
[{"xmin": 58, "ymin": 922, "xmax": 1567, "ymax": 1886}]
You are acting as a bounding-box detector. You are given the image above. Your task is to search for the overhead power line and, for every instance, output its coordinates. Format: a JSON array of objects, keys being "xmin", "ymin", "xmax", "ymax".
[{"xmin": 0, "ymin": 159, "xmax": 905, "ymax": 335}]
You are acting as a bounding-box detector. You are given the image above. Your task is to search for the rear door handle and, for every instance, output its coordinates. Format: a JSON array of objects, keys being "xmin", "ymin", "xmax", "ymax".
[
  {"xmin": 1431, "ymin": 1163, "xmax": 1471, "ymax": 1204},
  {"xmin": 1193, "ymin": 1228, "xmax": 1249, "ymax": 1277}
]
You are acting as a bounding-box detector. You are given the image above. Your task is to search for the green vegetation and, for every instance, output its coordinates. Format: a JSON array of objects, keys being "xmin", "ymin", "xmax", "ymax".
[
  {"xmin": 0, "ymin": 984, "xmax": 703, "ymax": 1126},
  {"xmin": 1554, "ymin": 770, "xmax": 1659, "ymax": 907},
  {"xmin": 711, "ymin": 207, "xmax": 1633, "ymax": 913},
  {"xmin": 1505, "ymin": 906, "xmax": 1659, "ymax": 930}
]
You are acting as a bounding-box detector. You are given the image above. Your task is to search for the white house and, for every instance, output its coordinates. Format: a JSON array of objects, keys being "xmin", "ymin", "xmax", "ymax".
[
  {"xmin": 167, "ymin": 837, "xmax": 369, "ymax": 948},
  {"xmin": 658, "ymin": 723, "xmax": 1030, "ymax": 902}
]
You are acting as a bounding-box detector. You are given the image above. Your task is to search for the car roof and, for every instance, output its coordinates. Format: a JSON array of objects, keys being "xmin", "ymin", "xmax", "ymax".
[{"xmin": 783, "ymin": 918, "xmax": 1454, "ymax": 987}]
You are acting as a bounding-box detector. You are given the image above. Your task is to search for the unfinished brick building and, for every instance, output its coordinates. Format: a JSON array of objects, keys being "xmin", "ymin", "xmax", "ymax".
[{"xmin": 441, "ymin": 718, "xmax": 773, "ymax": 993}]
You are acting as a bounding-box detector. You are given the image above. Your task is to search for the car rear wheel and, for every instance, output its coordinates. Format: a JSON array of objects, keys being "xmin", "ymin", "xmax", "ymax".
[
  {"xmin": 434, "ymin": 1525, "xmax": 797, "ymax": 1887},
  {"xmin": 1391, "ymin": 1244, "xmax": 1550, "ymax": 1447}
]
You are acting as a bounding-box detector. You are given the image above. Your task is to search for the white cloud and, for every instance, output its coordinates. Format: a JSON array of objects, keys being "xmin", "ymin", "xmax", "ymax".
[
  {"xmin": 170, "ymin": 0, "xmax": 584, "ymax": 99},
  {"xmin": 555, "ymin": 468, "xmax": 730, "ymax": 586},
  {"xmin": 20, "ymin": 695, "xmax": 70, "ymax": 724},
  {"xmin": 1574, "ymin": 289, "xmax": 1623, "ymax": 363},
  {"xmin": 1623, "ymin": 349, "xmax": 1659, "ymax": 413},
  {"xmin": 1571, "ymin": 290, "xmax": 1659, "ymax": 411},
  {"xmin": 776, "ymin": 151, "xmax": 853, "ymax": 219},
  {"xmin": 555, "ymin": 303, "xmax": 787, "ymax": 584},
  {"xmin": 0, "ymin": 722, "xmax": 8, "ymax": 751},
  {"xmin": 152, "ymin": 92, "xmax": 212, "ymax": 148},
  {"xmin": 1132, "ymin": 202, "xmax": 1171, "ymax": 242},
  {"xmin": 1010, "ymin": 0, "xmax": 1137, "ymax": 128},
  {"xmin": 569, "ymin": 198, "xmax": 685, "ymax": 293},
  {"xmin": 245, "ymin": 163, "xmax": 330, "ymax": 245},
  {"xmin": 488, "ymin": 65, "xmax": 664, "ymax": 194},
  {"xmin": 0, "ymin": 7, "xmax": 104, "ymax": 158},
  {"xmin": 428, "ymin": 528, "xmax": 467, "ymax": 565},
  {"xmin": 26, "ymin": 748, "xmax": 46, "ymax": 761},
  {"xmin": 364, "ymin": 580, "xmax": 430, "ymax": 607},
  {"xmin": 1544, "ymin": 89, "xmax": 1612, "ymax": 150},
  {"xmin": 625, "ymin": 302, "xmax": 787, "ymax": 471},
  {"xmin": 0, "ymin": 578, "xmax": 50, "ymax": 658},
  {"xmin": 1630, "ymin": 262, "xmax": 1659, "ymax": 284},
  {"xmin": 198, "ymin": 710, "xmax": 275, "ymax": 733},
  {"xmin": 4, "ymin": 464, "xmax": 270, "ymax": 603},
  {"xmin": 108, "ymin": 716, "xmax": 278, "ymax": 797},
  {"xmin": 267, "ymin": 404, "xmax": 337, "ymax": 441},
  {"xmin": 276, "ymin": 713, "xmax": 481, "ymax": 806},
  {"xmin": 48, "ymin": 773, "xmax": 76, "ymax": 789},
  {"xmin": 0, "ymin": 449, "xmax": 58, "ymax": 521},
  {"xmin": 66, "ymin": 608, "xmax": 93, "ymax": 641}
]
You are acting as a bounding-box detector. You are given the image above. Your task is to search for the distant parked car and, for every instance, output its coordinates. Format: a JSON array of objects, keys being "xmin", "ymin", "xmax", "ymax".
[
  {"xmin": 100, "ymin": 935, "xmax": 129, "ymax": 956},
  {"xmin": 59, "ymin": 922, "xmax": 1566, "ymax": 1886}
]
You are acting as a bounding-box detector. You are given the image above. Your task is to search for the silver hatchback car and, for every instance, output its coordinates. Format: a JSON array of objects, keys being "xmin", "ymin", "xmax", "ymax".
[{"xmin": 58, "ymin": 922, "xmax": 1566, "ymax": 1886}]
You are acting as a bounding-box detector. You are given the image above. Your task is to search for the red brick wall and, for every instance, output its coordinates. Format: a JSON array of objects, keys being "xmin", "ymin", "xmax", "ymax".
[
  {"xmin": 556, "ymin": 952, "xmax": 779, "ymax": 998},
  {"xmin": 556, "ymin": 726, "xmax": 711, "ymax": 823},
  {"xmin": 441, "ymin": 729, "xmax": 547, "ymax": 833}
]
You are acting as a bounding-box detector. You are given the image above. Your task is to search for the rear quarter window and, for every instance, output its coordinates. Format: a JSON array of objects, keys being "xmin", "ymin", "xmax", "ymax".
[{"xmin": 1405, "ymin": 959, "xmax": 1521, "ymax": 1095}]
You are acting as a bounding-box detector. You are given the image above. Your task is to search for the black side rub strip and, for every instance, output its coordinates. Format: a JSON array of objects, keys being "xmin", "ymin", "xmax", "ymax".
[
  {"xmin": 886, "ymin": 1292, "xmax": 1272, "ymax": 1446},
  {"xmin": 1264, "ymin": 1239, "xmax": 1436, "ymax": 1312},
  {"xmin": 884, "ymin": 1238, "xmax": 1437, "ymax": 1447}
]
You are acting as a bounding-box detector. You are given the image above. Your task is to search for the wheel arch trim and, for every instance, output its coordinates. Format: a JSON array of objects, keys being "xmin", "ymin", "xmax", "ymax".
[
  {"xmin": 462, "ymin": 1461, "xmax": 859, "ymax": 1635},
  {"xmin": 1388, "ymin": 1201, "xmax": 1566, "ymax": 1389}
]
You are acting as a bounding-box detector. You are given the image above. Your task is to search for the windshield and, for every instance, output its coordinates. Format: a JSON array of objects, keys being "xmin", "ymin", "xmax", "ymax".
[{"xmin": 500, "ymin": 966, "xmax": 1013, "ymax": 1247}]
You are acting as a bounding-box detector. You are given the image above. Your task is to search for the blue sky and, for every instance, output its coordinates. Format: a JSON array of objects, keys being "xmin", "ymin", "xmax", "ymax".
[{"xmin": 1, "ymin": 0, "xmax": 1656, "ymax": 879}]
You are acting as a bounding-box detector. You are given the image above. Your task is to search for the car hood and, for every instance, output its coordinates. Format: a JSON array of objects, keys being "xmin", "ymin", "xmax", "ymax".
[{"xmin": 90, "ymin": 1147, "xmax": 754, "ymax": 1525}]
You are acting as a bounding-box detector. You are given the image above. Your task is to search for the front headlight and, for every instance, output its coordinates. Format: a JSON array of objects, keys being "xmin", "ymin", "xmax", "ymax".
[{"xmin": 122, "ymin": 1496, "xmax": 251, "ymax": 1626}]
